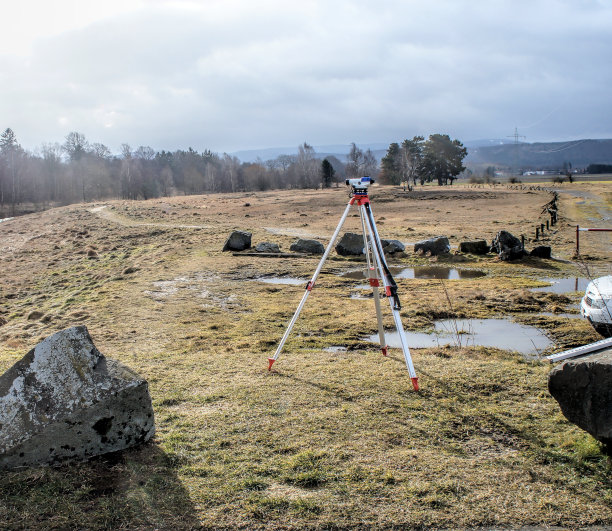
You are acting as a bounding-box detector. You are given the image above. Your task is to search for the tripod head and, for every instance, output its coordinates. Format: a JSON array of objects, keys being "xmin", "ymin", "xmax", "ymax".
[{"xmin": 346, "ymin": 176, "xmax": 374, "ymax": 195}]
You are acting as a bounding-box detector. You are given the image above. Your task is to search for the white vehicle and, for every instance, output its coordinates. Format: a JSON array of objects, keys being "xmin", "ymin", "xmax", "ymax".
[{"xmin": 581, "ymin": 275, "xmax": 612, "ymax": 337}]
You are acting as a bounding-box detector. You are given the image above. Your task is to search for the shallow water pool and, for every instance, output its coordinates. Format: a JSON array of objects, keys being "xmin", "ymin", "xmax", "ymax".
[{"xmin": 365, "ymin": 317, "xmax": 552, "ymax": 357}]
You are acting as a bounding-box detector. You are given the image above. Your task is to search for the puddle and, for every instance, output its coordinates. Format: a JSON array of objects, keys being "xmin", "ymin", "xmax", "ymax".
[
  {"xmin": 255, "ymin": 277, "xmax": 306, "ymax": 286},
  {"xmin": 365, "ymin": 318, "xmax": 552, "ymax": 357},
  {"xmin": 530, "ymin": 277, "xmax": 589, "ymax": 293},
  {"xmin": 341, "ymin": 266, "xmax": 486, "ymax": 280},
  {"xmin": 0, "ymin": 217, "xmax": 14, "ymax": 224}
]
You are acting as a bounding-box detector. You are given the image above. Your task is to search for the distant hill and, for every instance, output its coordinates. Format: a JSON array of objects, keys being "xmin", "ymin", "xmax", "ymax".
[
  {"xmin": 465, "ymin": 139, "xmax": 612, "ymax": 170},
  {"xmin": 231, "ymin": 138, "xmax": 612, "ymax": 171}
]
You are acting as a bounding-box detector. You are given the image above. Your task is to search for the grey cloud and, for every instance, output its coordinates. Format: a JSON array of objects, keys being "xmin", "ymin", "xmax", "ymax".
[{"xmin": 2, "ymin": 0, "xmax": 612, "ymax": 152}]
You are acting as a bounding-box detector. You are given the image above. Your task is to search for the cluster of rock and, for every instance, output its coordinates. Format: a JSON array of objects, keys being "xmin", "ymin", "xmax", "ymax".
[
  {"xmin": 222, "ymin": 230, "xmax": 407, "ymax": 257},
  {"xmin": 222, "ymin": 230, "xmax": 552, "ymax": 261},
  {"xmin": 415, "ymin": 231, "xmax": 551, "ymax": 261},
  {"xmin": 0, "ymin": 327, "xmax": 154, "ymax": 469},
  {"xmin": 548, "ymin": 348, "xmax": 612, "ymax": 451}
]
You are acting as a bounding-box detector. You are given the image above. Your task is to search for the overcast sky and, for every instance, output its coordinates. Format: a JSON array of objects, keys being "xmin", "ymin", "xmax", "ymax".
[{"xmin": 2, "ymin": 0, "xmax": 611, "ymax": 154}]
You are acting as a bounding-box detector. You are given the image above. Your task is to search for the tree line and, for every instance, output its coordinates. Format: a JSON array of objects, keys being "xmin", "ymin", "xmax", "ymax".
[{"xmin": 0, "ymin": 128, "xmax": 467, "ymax": 216}]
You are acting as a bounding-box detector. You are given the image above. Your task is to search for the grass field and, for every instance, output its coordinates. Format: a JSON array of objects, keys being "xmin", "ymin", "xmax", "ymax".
[{"xmin": 0, "ymin": 182, "xmax": 610, "ymax": 529}]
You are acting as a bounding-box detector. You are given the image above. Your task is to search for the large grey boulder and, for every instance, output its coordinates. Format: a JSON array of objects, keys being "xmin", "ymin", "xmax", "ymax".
[
  {"xmin": 459, "ymin": 240, "xmax": 490, "ymax": 255},
  {"xmin": 335, "ymin": 233, "xmax": 364, "ymax": 256},
  {"xmin": 0, "ymin": 326, "xmax": 154, "ymax": 469},
  {"xmin": 290, "ymin": 239, "xmax": 325, "ymax": 254},
  {"xmin": 414, "ymin": 236, "xmax": 450, "ymax": 256},
  {"xmin": 381, "ymin": 239, "xmax": 406, "ymax": 254},
  {"xmin": 222, "ymin": 230, "xmax": 252, "ymax": 252},
  {"xmin": 548, "ymin": 348, "xmax": 612, "ymax": 449},
  {"xmin": 490, "ymin": 230, "xmax": 525, "ymax": 261}
]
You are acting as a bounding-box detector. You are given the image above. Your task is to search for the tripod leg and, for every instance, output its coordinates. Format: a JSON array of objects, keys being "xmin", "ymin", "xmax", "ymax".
[
  {"xmin": 363, "ymin": 201, "xmax": 419, "ymax": 390},
  {"xmin": 268, "ymin": 199, "xmax": 354, "ymax": 370},
  {"xmin": 358, "ymin": 205, "xmax": 387, "ymax": 356}
]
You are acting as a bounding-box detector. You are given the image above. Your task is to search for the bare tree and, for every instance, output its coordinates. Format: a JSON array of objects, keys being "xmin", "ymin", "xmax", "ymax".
[
  {"xmin": 222, "ymin": 153, "xmax": 241, "ymax": 193},
  {"xmin": 346, "ymin": 143, "xmax": 364, "ymax": 179},
  {"xmin": 296, "ymin": 142, "xmax": 319, "ymax": 188},
  {"xmin": 363, "ymin": 149, "xmax": 378, "ymax": 178},
  {"xmin": 120, "ymin": 144, "xmax": 133, "ymax": 199},
  {"xmin": 40, "ymin": 143, "xmax": 64, "ymax": 203},
  {"xmin": 62, "ymin": 132, "xmax": 89, "ymax": 162}
]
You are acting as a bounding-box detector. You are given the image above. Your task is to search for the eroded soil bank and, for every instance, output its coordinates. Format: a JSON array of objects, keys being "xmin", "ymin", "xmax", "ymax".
[{"xmin": 0, "ymin": 182, "xmax": 610, "ymax": 529}]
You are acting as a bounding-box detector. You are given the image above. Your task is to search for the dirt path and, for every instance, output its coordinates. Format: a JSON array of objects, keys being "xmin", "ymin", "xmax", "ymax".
[{"xmin": 88, "ymin": 204, "xmax": 212, "ymax": 230}]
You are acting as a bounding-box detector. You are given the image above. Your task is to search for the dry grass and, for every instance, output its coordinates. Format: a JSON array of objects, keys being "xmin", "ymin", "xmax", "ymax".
[{"xmin": 0, "ymin": 182, "xmax": 611, "ymax": 529}]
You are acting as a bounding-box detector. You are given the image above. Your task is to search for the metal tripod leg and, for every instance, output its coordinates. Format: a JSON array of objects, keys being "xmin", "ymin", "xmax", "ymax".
[
  {"xmin": 268, "ymin": 199, "xmax": 354, "ymax": 370},
  {"xmin": 361, "ymin": 202, "xmax": 419, "ymax": 390},
  {"xmin": 358, "ymin": 205, "xmax": 387, "ymax": 356}
]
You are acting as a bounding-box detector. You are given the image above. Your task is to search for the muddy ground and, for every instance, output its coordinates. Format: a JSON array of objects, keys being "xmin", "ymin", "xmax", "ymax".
[{"xmin": 0, "ymin": 181, "xmax": 610, "ymax": 529}]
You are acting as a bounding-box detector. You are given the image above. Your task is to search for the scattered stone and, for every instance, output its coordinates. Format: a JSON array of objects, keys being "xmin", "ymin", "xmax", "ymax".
[
  {"xmin": 0, "ymin": 326, "xmax": 155, "ymax": 469},
  {"xmin": 255, "ymin": 242, "xmax": 280, "ymax": 253},
  {"xmin": 290, "ymin": 239, "xmax": 325, "ymax": 254},
  {"xmin": 414, "ymin": 236, "xmax": 450, "ymax": 256},
  {"xmin": 244, "ymin": 202, "xmax": 251, "ymax": 207},
  {"xmin": 335, "ymin": 233, "xmax": 364, "ymax": 256},
  {"xmin": 490, "ymin": 230, "xmax": 526, "ymax": 261},
  {"xmin": 530, "ymin": 245, "xmax": 552, "ymax": 259},
  {"xmin": 548, "ymin": 348, "xmax": 612, "ymax": 450},
  {"xmin": 222, "ymin": 230, "xmax": 252, "ymax": 252},
  {"xmin": 122, "ymin": 266, "xmax": 139, "ymax": 275},
  {"xmin": 381, "ymin": 239, "xmax": 406, "ymax": 254},
  {"xmin": 27, "ymin": 311, "xmax": 44, "ymax": 321},
  {"xmin": 87, "ymin": 249, "xmax": 98, "ymax": 259},
  {"xmin": 459, "ymin": 240, "xmax": 490, "ymax": 255}
]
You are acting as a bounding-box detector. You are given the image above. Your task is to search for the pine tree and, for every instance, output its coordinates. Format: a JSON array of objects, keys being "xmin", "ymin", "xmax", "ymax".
[{"xmin": 321, "ymin": 159, "xmax": 335, "ymax": 188}]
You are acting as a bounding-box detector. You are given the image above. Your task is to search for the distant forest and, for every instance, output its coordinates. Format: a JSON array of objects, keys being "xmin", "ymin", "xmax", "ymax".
[
  {"xmin": 0, "ymin": 129, "xmax": 380, "ymax": 216},
  {"xmin": 0, "ymin": 128, "xmax": 467, "ymax": 216}
]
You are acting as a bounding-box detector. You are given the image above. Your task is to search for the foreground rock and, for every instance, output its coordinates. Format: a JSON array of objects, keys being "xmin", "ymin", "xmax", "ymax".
[
  {"xmin": 459, "ymin": 240, "xmax": 490, "ymax": 255},
  {"xmin": 222, "ymin": 230, "xmax": 252, "ymax": 251},
  {"xmin": 490, "ymin": 230, "xmax": 526, "ymax": 261},
  {"xmin": 0, "ymin": 326, "xmax": 155, "ymax": 469},
  {"xmin": 414, "ymin": 236, "xmax": 450, "ymax": 256},
  {"xmin": 290, "ymin": 239, "xmax": 325, "ymax": 254},
  {"xmin": 548, "ymin": 348, "xmax": 612, "ymax": 449},
  {"xmin": 335, "ymin": 233, "xmax": 364, "ymax": 256}
]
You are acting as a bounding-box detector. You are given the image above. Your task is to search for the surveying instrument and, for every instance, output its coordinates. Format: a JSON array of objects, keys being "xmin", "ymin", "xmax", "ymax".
[{"xmin": 268, "ymin": 176, "xmax": 419, "ymax": 390}]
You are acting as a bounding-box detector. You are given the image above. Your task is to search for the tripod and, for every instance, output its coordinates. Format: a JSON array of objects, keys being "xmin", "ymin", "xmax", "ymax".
[{"xmin": 268, "ymin": 179, "xmax": 419, "ymax": 390}]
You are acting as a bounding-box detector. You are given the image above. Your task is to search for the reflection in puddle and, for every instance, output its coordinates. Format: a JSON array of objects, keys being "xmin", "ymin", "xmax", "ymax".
[
  {"xmin": 341, "ymin": 266, "xmax": 486, "ymax": 280},
  {"xmin": 530, "ymin": 277, "xmax": 589, "ymax": 293},
  {"xmin": 256, "ymin": 277, "xmax": 306, "ymax": 286},
  {"xmin": 365, "ymin": 318, "xmax": 552, "ymax": 357}
]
